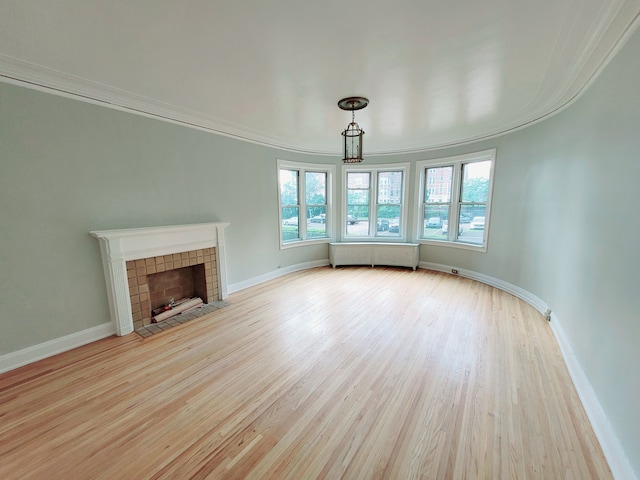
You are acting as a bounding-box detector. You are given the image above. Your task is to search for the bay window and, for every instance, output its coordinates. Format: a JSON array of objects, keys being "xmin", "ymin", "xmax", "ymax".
[
  {"xmin": 417, "ymin": 150, "xmax": 495, "ymax": 251},
  {"xmin": 278, "ymin": 160, "xmax": 335, "ymax": 247},
  {"xmin": 343, "ymin": 163, "xmax": 409, "ymax": 240}
]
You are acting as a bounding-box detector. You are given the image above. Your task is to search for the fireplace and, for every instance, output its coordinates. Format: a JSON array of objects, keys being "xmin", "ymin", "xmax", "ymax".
[
  {"xmin": 91, "ymin": 223, "xmax": 229, "ymax": 336},
  {"xmin": 127, "ymin": 248, "xmax": 217, "ymax": 328}
]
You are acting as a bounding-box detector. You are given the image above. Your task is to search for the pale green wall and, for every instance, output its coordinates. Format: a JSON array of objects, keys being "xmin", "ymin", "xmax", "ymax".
[
  {"xmin": 0, "ymin": 84, "xmax": 333, "ymax": 352},
  {"xmin": 1, "ymin": 27, "xmax": 639, "ymax": 476},
  {"xmin": 513, "ymin": 34, "xmax": 640, "ymax": 474}
]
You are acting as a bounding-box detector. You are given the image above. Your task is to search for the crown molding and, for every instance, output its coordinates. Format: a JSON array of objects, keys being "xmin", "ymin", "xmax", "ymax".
[
  {"xmin": 0, "ymin": 54, "xmax": 335, "ymax": 155},
  {"xmin": 1, "ymin": 3, "xmax": 639, "ymax": 158}
]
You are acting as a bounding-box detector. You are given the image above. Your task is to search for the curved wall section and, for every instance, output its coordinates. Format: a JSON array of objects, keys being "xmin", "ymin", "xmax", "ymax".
[{"xmin": 414, "ymin": 27, "xmax": 640, "ymax": 478}]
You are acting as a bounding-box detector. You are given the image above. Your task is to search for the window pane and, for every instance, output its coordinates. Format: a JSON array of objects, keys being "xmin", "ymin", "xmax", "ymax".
[
  {"xmin": 417, "ymin": 151, "xmax": 493, "ymax": 249},
  {"xmin": 281, "ymin": 207, "xmax": 299, "ymax": 242},
  {"xmin": 461, "ymin": 161, "xmax": 490, "ymax": 202},
  {"xmin": 279, "ymin": 169, "xmax": 298, "ymax": 205},
  {"xmin": 307, "ymin": 206, "xmax": 326, "ymax": 238},
  {"xmin": 278, "ymin": 161, "xmax": 334, "ymax": 246},
  {"xmin": 377, "ymin": 171, "xmax": 402, "ymax": 204},
  {"xmin": 423, "ymin": 205, "xmax": 449, "ymax": 239},
  {"xmin": 458, "ymin": 206, "xmax": 486, "ymax": 244},
  {"xmin": 348, "ymin": 172, "xmax": 370, "ymax": 189},
  {"xmin": 377, "ymin": 205, "xmax": 401, "ymax": 237},
  {"xmin": 305, "ymin": 172, "xmax": 326, "ymax": 205},
  {"xmin": 346, "ymin": 206, "xmax": 369, "ymax": 236},
  {"xmin": 347, "ymin": 189, "xmax": 369, "ymax": 204},
  {"xmin": 459, "ymin": 207, "xmax": 474, "ymax": 225},
  {"xmin": 425, "ymin": 166, "xmax": 453, "ymax": 203}
]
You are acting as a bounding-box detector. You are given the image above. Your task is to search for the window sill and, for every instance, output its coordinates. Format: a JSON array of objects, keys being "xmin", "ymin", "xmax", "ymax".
[
  {"xmin": 418, "ymin": 238, "xmax": 487, "ymax": 253},
  {"xmin": 280, "ymin": 237, "xmax": 332, "ymax": 250},
  {"xmin": 342, "ymin": 236, "xmax": 407, "ymax": 242}
]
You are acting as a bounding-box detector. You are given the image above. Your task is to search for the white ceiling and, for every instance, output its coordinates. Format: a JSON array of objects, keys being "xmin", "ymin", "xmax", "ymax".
[{"xmin": 1, "ymin": 0, "xmax": 639, "ymax": 155}]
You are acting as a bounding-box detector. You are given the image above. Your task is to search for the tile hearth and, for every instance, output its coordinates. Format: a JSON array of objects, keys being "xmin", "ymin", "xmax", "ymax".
[{"xmin": 135, "ymin": 300, "xmax": 229, "ymax": 337}]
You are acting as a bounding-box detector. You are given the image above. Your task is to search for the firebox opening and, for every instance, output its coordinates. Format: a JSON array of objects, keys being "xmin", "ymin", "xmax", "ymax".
[
  {"xmin": 148, "ymin": 264, "xmax": 207, "ymax": 313},
  {"xmin": 126, "ymin": 247, "xmax": 219, "ymax": 329}
]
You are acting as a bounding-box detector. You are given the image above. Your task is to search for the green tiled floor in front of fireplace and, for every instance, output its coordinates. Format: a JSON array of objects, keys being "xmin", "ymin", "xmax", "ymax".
[{"xmin": 135, "ymin": 301, "xmax": 229, "ymax": 337}]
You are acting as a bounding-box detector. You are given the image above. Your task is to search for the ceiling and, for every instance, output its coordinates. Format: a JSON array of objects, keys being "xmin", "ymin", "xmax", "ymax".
[{"xmin": 1, "ymin": 0, "xmax": 639, "ymax": 155}]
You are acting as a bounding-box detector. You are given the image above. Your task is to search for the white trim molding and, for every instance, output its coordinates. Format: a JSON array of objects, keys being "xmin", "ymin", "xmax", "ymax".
[
  {"xmin": 1, "ymin": 5, "xmax": 639, "ymax": 157},
  {"xmin": 228, "ymin": 260, "xmax": 329, "ymax": 294},
  {"xmin": 420, "ymin": 261, "xmax": 548, "ymax": 313},
  {"xmin": 550, "ymin": 315, "xmax": 637, "ymax": 480},
  {"xmin": 0, "ymin": 322, "xmax": 115, "ymax": 374}
]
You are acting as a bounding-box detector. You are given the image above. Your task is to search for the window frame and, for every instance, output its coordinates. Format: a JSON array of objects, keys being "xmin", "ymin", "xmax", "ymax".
[
  {"xmin": 415, "ymin": 149, "xmax": 495, "ymax": 252},
  {"xmin": 277, "ymin": 159, "xmax": 336, "ymax": 249},
  {"xmin": 341, "ymin": 162, "xmax": 410, "ymax": 242}
]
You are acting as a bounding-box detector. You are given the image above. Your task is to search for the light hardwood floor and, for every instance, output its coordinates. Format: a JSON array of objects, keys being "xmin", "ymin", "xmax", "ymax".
[{"xmin": 0, "ymin": 267, "xmax": 611, "ymax": 479}]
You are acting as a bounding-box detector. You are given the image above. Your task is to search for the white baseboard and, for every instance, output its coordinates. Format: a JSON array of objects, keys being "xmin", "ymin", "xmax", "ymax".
[
  {"xmin": 0, "ymin": 322, "xmax": 116, "ymax": 374},
  {"xmin": 1, "ymin": 260, "xmax": 332, "ymax": 374},
  {"xmin": 228, "ymin": 260, "xmax": 329, "ymax": 294},
  {"xmin": 420, "ymin": 261, "xmax": 550, "ymax": 314},
  {"xmin": 550, "ymin": 314, "xmax": 636, "ymax": 480},
  {"xmin": 420, "ymin": 260, "xmax": 636, "ymax": 480}
]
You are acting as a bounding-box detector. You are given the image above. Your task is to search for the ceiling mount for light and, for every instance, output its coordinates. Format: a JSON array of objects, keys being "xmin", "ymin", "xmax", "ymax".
[{"xmin": 338, "ymin": 96, "xmax": 369, "ymax": 163}]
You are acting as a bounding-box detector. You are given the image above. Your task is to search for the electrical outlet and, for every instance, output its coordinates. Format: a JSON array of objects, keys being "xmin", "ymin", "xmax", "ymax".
[
  {"xmin": 451, "ymin": 269, "xmax": 458, "ymax": 274},
  {"xmin": 544, "ymin": 309, "xmax": 552, "ymax": 321}
]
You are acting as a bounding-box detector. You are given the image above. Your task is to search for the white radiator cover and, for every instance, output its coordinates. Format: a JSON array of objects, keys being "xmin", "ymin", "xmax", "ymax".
[{"xmin": 329, "ymin": 242, "xmax": 420, "ymax": 270}]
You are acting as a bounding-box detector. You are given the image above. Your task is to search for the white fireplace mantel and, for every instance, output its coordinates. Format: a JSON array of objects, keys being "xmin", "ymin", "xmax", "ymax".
[{"xmin": 91, "ymin": 222, "xmax": 229, "ymax": 336}]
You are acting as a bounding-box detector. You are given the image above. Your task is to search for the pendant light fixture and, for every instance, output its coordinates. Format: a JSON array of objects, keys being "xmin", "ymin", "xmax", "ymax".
[{"xmin": 338, "ymin": 96, "xmax": 369, "ymax": 163}]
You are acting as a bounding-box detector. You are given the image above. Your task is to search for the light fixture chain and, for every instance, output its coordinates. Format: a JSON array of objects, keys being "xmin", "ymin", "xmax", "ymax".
[{"xmin": 338, "ymin": 96, "xmax": 369, "ymax": 164}]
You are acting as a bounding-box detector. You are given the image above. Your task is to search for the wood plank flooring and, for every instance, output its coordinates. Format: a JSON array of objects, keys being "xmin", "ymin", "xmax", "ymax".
[{"xmin": 0, "ymin": 267, "xmax": 611, "ymax": 479}]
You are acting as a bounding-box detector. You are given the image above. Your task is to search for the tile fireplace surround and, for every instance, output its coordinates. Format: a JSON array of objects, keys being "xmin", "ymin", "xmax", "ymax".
[{"xmin": 90, "ymin": 223, "xmax": 229, "ymax": 336}]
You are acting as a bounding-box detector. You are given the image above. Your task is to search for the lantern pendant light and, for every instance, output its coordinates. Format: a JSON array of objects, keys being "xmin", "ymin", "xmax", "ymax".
[{"xmin": 338, "ymin": 97, "xmax": 369, "ymax": 163}]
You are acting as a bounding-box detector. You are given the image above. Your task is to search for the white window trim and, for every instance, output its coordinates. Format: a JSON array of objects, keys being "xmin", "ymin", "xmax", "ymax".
[
  {"xmin": 341, "ymin": 162, "xmax": 410, "ymax": 242},
  {"xmin": 277, "ymin": 159, "xmax": 336, "ymax": 249},
  {"xmin": 415, "ymin": 149, "xmax": 495, "ymax": 252}
]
